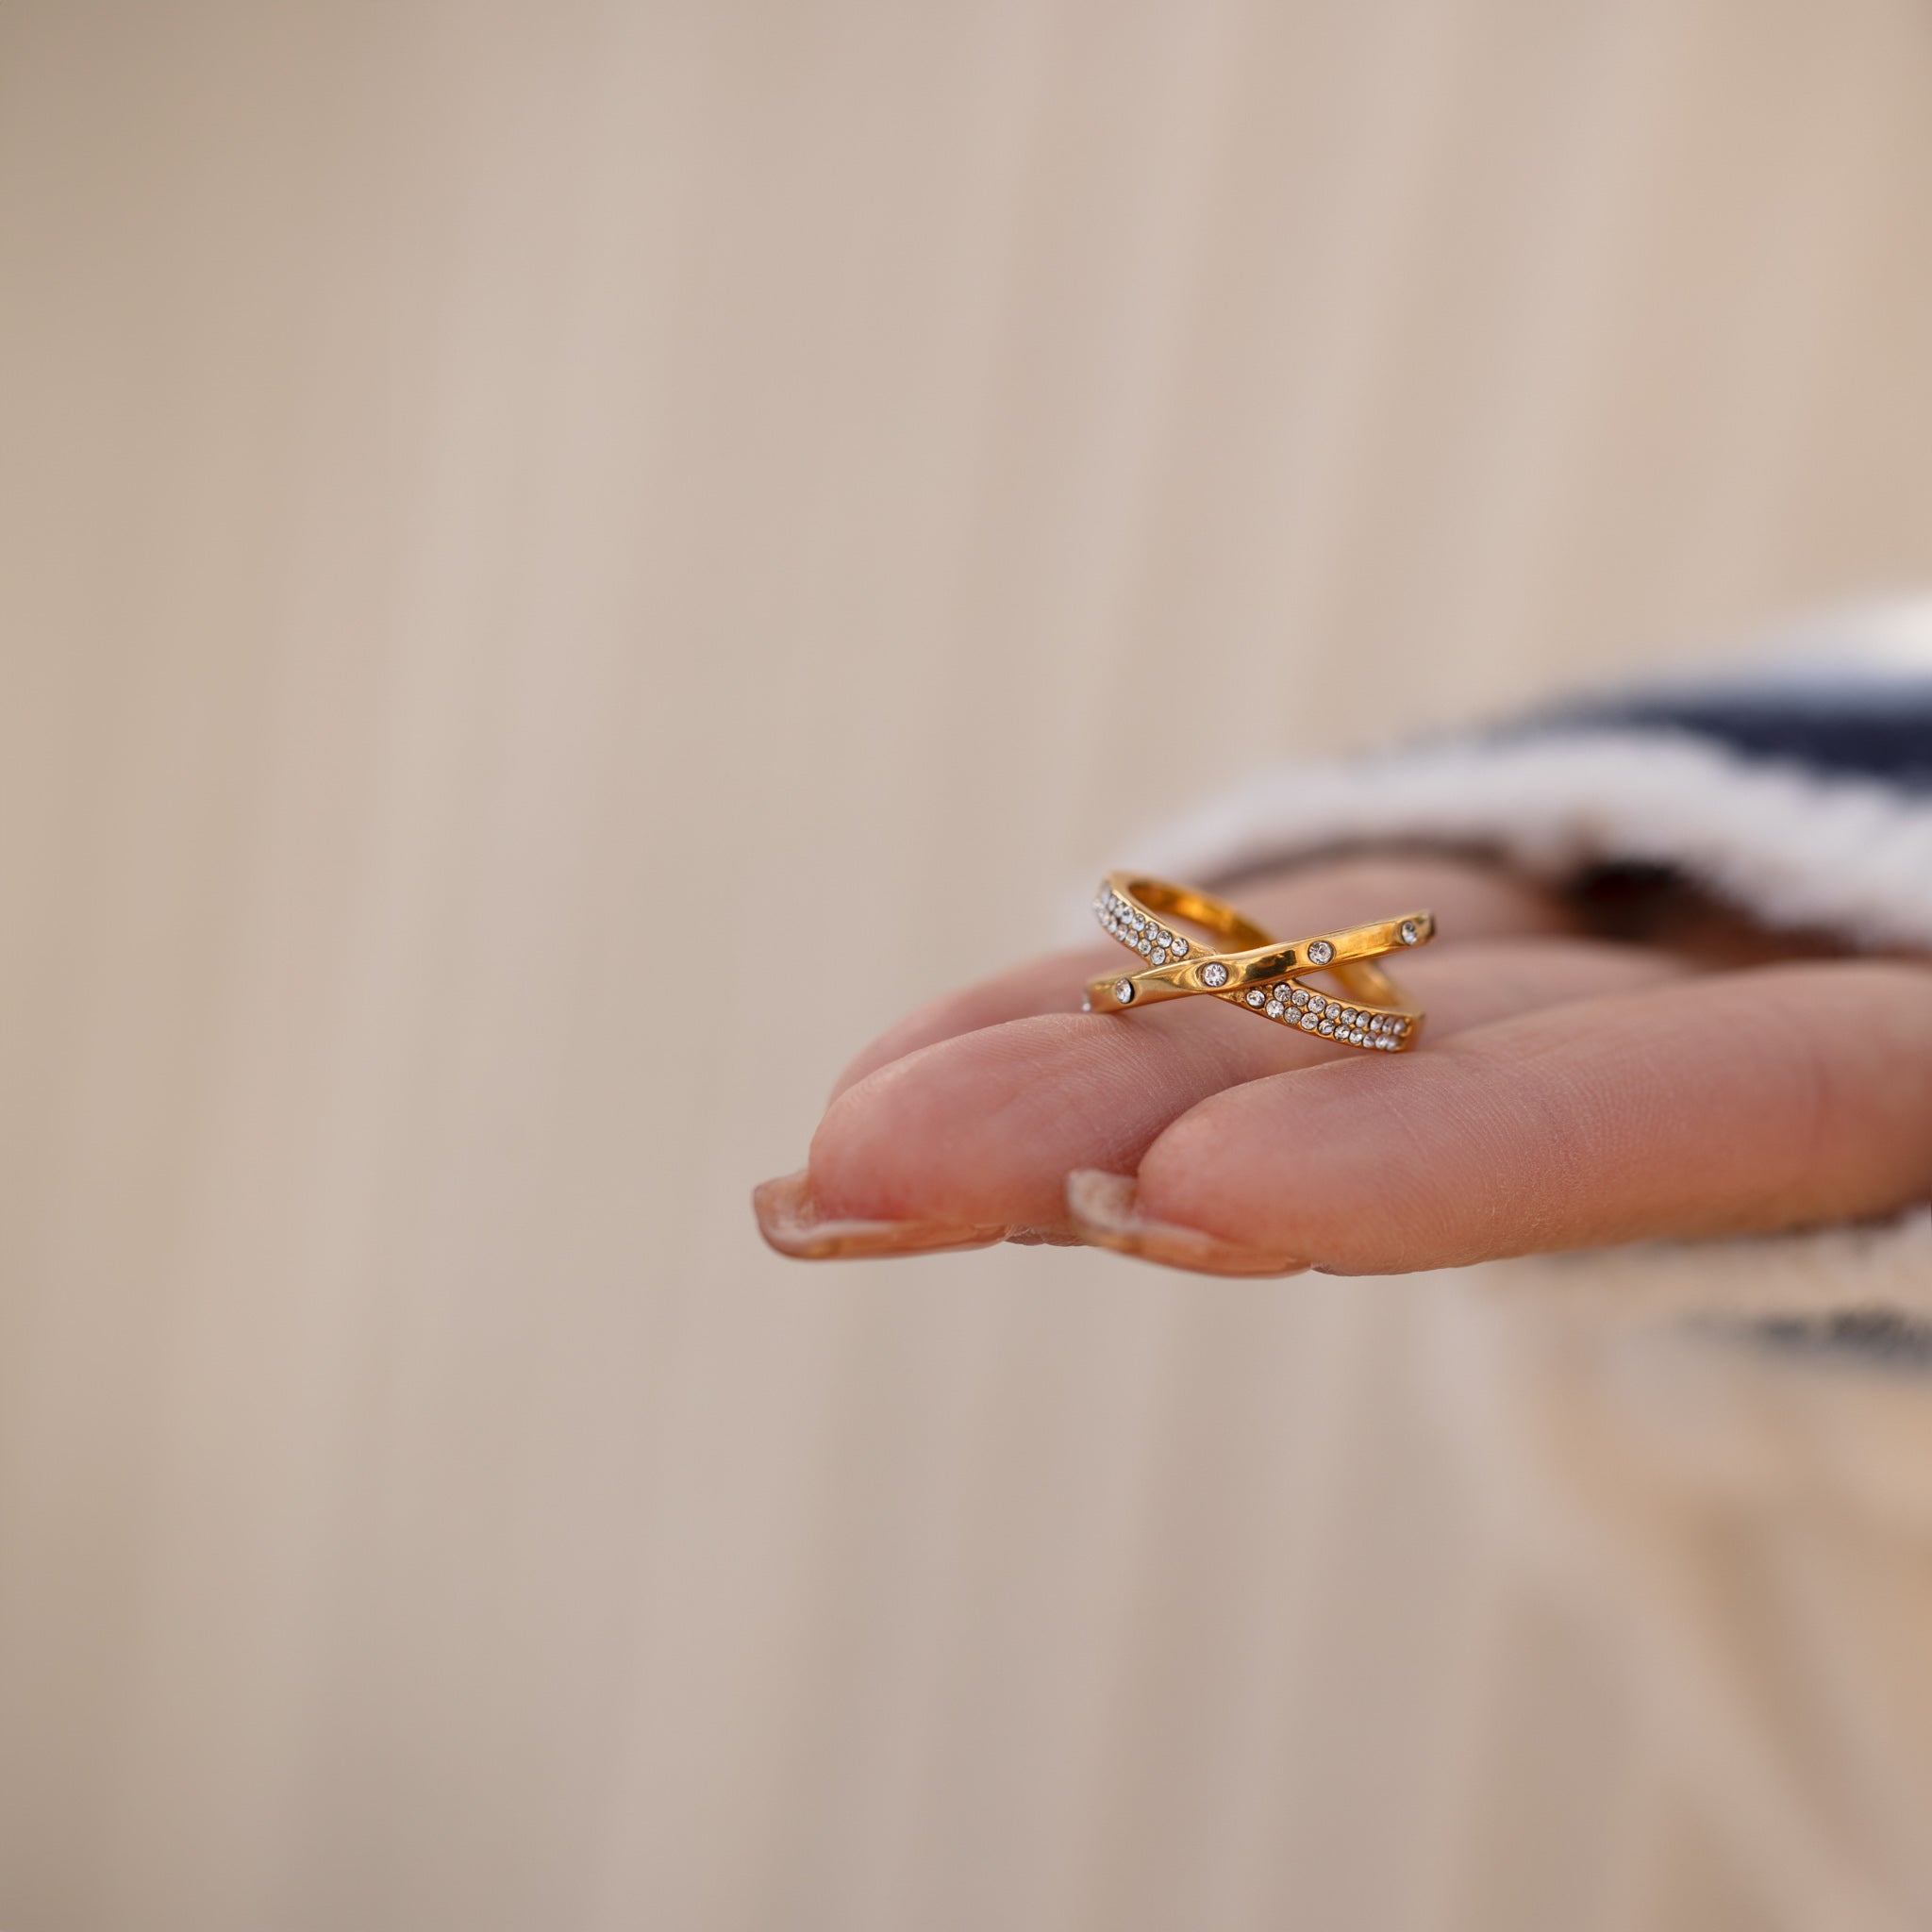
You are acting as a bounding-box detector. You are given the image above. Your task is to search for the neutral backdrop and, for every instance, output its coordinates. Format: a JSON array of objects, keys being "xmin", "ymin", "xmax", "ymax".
[{"xmin": 5, "ymin": 2, "xmax": 1932, "ymax": 1927}]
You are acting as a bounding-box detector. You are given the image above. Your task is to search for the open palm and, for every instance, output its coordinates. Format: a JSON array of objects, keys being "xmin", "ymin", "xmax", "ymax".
[{"xmin": 758, "ymin": 856, "xmax": 1932, "ymax": 1276}]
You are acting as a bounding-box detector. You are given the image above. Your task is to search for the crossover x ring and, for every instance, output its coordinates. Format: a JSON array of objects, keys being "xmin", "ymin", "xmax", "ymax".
[{"xmin": 1083, "ymin": 872, "xmax": 1434, "ymax": 1053}]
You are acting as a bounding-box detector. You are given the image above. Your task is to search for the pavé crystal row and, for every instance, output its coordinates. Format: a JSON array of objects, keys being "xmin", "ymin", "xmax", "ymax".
[
  {"xmin": 1225, "ymin": 974, "xmax": 1411, "ymax": 1048},
  {"xmin": 1093, "ymin": 886, "xmax": 1187, "ymax": 965},
  {"xmin": 1255, "ymin": 990, "xmax": 1408, "ymax": 1049}
]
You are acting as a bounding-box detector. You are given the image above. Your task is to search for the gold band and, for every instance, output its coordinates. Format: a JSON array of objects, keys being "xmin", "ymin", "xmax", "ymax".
[{"xmin": 1083, "ymin": 872, "xmax": 1433, "ymax": 1052}]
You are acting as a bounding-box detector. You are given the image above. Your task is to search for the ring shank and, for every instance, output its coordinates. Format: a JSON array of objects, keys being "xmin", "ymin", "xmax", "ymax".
[{"xmin": 1115, "ymin": 875, "xmax": 1274, "ymax": 953}]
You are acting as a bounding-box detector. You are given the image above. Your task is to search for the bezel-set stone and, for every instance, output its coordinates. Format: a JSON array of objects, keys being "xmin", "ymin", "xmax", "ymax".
[
  {"xmin": 1201, "ymin": 961, "xmax": 1229, "ymax": 988},
  {"xmin": 1300, "ymin": 1013, "xmax": 1319, "ymax": 1031},
  {"xmin": 1399, "ymin": 920, "xmax": 1420, "ymax": 945},
  {"xmin": 1114, "ymin": 978, "xmax": 1135, "ymax": 1005},
  {"xmin": 1150, "ymin": 948, "xmax": 1167, "ymax": 965},
  {"xmin": 1264, "ymin": 1000, "xmax": 1284, "ymax": 1019},
  {"xmin": 1171, "ymin": 938, "xmax": 1189, "ymax": 958},
  {"xmin": 1245, "ymin": 988, "xmax": 1266, "ymax": 1008},
  {"xmin": 1307, "ymin": 939, "xmax": 1334, "ymax": 966}
]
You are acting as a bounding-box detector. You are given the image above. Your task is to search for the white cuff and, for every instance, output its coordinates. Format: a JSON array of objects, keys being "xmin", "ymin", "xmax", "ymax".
[{"xmin": 1138, "ymin": 725, "xmax": 1932, "ymax": 953}]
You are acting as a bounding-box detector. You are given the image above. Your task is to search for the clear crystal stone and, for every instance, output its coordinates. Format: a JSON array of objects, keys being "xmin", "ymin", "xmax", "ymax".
[
  {"xmin": 1245, "ymin": 988, "xmax": 1265, "ymax": 1008},
  {"xmin": 1201, "ymin": 961, "xmax": 1229, "ymax": 988},
  {"xmin": 1114, "ymin": 978, "xmax": 1135, "ymax": 1005},
  {"xmin": 1150, "ymin": 948, "xmax": 1167, "ymax": 965},
  {"xmin": 1171, "ymin": 938, "xmax": 1189, "ymax": 958},
  {"xmin": 1319, "ymin": 1020, "xmax": 1335, "ymax": 1036},
  {"xmin": 1399, "ymin": 920, "xmax": 1419, "ymax": 945},
  {"xmin": 1324, "ymin": 1002, "xmax": 1340, "ymax": 1018},
  {"xmin": 1265, "ymin": 1000, "xmax": 1285, "ymax": 1019},
  {"xmin": 1307, "ymin": 940, "xmax": 1334, "ymax": 965},
  {"xmin": 1341, "ymin": 1007, "xmax": 1357, "ymax": 1024},
  {"xmin": 1081, "ymin": 995, "xmax": 1091, "ymax": 1012},
  {"xmin": 1137, "ymin": 937, "xmax": 1151, "ymax": 955},
  {"xmin": 1274, "ymin": 984, "xmax": 1293, "ymax": 1003},
  {"xmin": 1292, "ymin": 989, "xmax": 1311, "ymax": 1008},
  {"xmin": 1300, "ymin": 1013, "xmax": 1319, "ymax": 1031}
]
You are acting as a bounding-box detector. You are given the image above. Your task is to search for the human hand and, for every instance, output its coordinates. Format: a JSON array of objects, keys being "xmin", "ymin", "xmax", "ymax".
[{"xmin": 755, "ymin": 856, "xmax": 1932, "ymax": 1276}]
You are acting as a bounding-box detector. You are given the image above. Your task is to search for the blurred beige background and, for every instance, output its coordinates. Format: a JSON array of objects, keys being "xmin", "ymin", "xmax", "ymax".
[{"xmin": 4, "ymin": 1, "xmax": 1932, "ymax": 1927}]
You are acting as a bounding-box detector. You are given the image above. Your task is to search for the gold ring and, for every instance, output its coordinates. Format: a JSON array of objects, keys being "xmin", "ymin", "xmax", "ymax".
[{"xmin": 1083, "ymin": 872, "xmax": 1433, "ymax": 1053}]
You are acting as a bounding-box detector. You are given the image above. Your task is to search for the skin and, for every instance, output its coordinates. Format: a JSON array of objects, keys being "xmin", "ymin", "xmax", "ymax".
[{"xmin": 753, "ymin": 855, "xmax": 1932, "ymax": 1276}]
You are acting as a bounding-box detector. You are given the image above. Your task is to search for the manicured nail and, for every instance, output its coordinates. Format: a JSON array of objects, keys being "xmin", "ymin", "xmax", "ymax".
[
  {"xmin": 1064, "ymin": 1170, "xmax": 1307, "ymax": 1278},
  {"xmin": 752, "ymin": 1169, "xmax": 1008, "ymax": 1260}
]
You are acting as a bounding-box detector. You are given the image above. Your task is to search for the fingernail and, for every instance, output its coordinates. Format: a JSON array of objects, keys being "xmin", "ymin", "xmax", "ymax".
[
  {"xmin": 1064, "ymin": 1170, "xmax": 1307, "ymax": 1278},
  {"xmin": 752, "ymin": 1169, "xmax": 1008, "ymax": 1261}
]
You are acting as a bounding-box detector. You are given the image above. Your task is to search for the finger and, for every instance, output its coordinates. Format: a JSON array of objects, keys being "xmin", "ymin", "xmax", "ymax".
[
  {"xmin": 790, "ymin": 938, "xmax": 1690, "ymax": 1244},
  {"xmin": 829, "ymin": 855, "xmax": 1573, "ymax": 1100},
  {"xmin": 1091, "ymin": 960, "xmax": 1932, "ymax": 1276}
]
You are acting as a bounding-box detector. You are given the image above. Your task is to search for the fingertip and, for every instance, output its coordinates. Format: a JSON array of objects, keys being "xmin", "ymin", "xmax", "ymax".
[
  {"xmin": 1065, "ymin": 1168, "xmax": 1307, "ymax": 1277},
  {"xmin": 752, "ymin": 1167, "xmax": 1007, "ymax": 1260}
]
